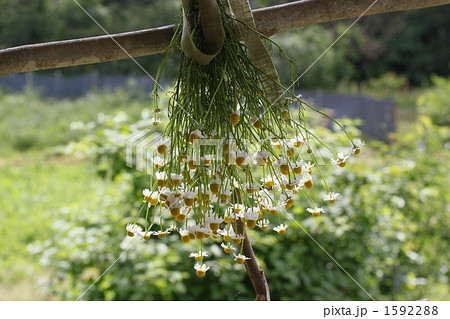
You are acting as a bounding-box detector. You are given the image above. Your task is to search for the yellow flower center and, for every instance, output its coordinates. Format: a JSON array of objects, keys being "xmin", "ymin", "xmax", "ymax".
[
  {"xmin": 189, "ymin": 133, "xmax": 199, "ymax": 144},
  {"xmin": 269, "ymin": 209, "xmax": 278, "ymax": 215},
  {"xmin": 264, "ymin": 180, "xmax": 274, "ymax": 187},
  {"xmin": 127, "ymin": 231, "xmax": 135, "ymax": 237},
  {"xmin": 196, "ymin": 270, "xmax": 206, "ymax": 277},
  {"xmin": 277, "ymin": 229, "xmax": 286, "ymax": 235},
  {"xmin": 293, "ymin": 167, "xmax": 302, "ymax": 174},
  {"xmin": 188, "ymin": 160, "xmax": 197, "ymax": 170},
  {"xmin": 188, "ymin": 232, "xmax": 196, "ymax": 240},
  {"xmin": 328, "ymin": 199, "xmax": 336, "ymax": 204},
  {"xmin": 259, "ymin": 226, "xmax": 268, "ymax": 230},
  {"xmin": 312, "ymin": 211, "xmax": 321, "ymax": 217},
  {"xmin": 184, "ymin": 198, "xmax": 194, "ymax": 206},
  {"xmin": 175, "ymin": 214, "xmax": 186, "ymax": 222},
  {"xmin": 170, "ymin": 207, "xmax": 180, "ymax": 217},
  {"xmin": 338, "ymin": 161, "xmax": 346, "ymax": 167},
  {"xmin": 143, "ymin": 233, "xmax": 151, "ymax": 240},
  {"xmin": 194, "ymin": 256, "xmax": 203, "ymax": 261},
  {"xmin": 246, "ymin": 188, "xmax": 256, "ymax": 194},
  {"xmin": 224, "ymin": 247, "xmax": 233, "ymax": 254},
  {"xmin": 158, "ymin": 233, "xmax": 167, "ymax": 239},
  {"xmin": 354, "ymin": 148, "xmax": 361, "ymax": 155},
  {"xmin": 236, "ymin": 157, "xmax": 246, "ymax": 167},
  {"xmin": 304, "ymin": 180, "xmax": 313, "ymax": 189},
  {"xmin": 223, "ymin": 234, "xmax": 231, "ymax": 242},
  {"xmin": 157, "ymin": 145, "xmax": 167, "ymax": 154},
  {"xmin": 195, "ymin": 231, "xmax": 206, "ymax": 240},
  {"xmin": 253, "ymin": 119, "xmax": 262, "ymax": 129},
  {"xmin": 181, "ymin": 235, "xmax": 190, "ymax": 243},
  {"xmin": 157, "ymin": 179, "xmax": 166, "ymax": 187},
  {"xmin": 209, "ymin": 223, "xmax": 220, "ymax": 232},
  {"xmin": 230, "ymin": 113, "xmax": 240, "ymax": 125},
  {"xmin": 210, "ymin": 183, "xmax": 220, "ymax": 194},
  {"xmin": 281, "ymin": 110, "xmax": 290, "ymax": 119},
  {"xmin": 286, "ymin": 148, "xmax": 295, "ymax": 157},
  {"xmin": 232, "ymin": 238, "xmax": 242, "ymax": 245},
  {"xmin": 236, "ymin": 257, "xmax": 246, "ymax": 264},
  {"xmin": 247, "ymin": 220, "xmax": 256, "ymax": 228}
]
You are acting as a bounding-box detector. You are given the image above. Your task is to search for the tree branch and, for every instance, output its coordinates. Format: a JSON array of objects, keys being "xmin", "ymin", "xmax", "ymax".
[
  {"xmin": 232, "ymin": 189, "xmax": 270, "ymax": 301},
  {"xmin": 234, "ymin": 219, "xmax": 271, "ymax": 301},
  {"xmin": 0, "ymin": 0, "xmax": 449, "ymax": 76}
]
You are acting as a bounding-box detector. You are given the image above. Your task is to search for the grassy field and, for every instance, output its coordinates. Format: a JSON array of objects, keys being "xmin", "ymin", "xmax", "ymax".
[
  {"xmin": 0, "ymin": 154, "xmax": 122, "ymax": 300},
  {"xmin": 0, "ymin": 89, "xmax": 145, "ymax": 300}
]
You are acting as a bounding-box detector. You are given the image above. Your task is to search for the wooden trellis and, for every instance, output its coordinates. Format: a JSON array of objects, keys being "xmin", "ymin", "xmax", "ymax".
[{"xmin": 0, "ymin": 0, "xmax": 449, "ymax": 76}]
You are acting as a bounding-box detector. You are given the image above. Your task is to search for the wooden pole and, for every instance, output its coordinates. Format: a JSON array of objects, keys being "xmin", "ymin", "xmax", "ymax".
[{"xmin": 0, "ymin": 0, "xmax": 449, "ymax": 76}]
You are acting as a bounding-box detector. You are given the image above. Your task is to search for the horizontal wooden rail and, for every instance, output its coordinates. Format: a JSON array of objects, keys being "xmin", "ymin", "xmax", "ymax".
[{"xmin": 0, "ymin": 0, "xmax": 449, "ymax": 76}]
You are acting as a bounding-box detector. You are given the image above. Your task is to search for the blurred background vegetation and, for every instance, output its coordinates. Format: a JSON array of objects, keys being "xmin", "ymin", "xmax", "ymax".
[{"xmin": 0, "ymin": 0, "xmax": 449, "ymax": 300}]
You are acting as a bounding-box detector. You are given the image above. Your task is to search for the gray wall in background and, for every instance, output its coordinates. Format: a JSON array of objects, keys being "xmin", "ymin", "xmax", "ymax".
[{"xmin": 0, "ymin": 72, "xmax": 395, "ymax": 141}]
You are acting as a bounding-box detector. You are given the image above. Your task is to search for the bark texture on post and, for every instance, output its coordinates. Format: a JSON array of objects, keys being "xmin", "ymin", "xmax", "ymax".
[
  {"xmin": 232, "ymin": 189, "xmax": 270, "ymax": 301},
  {"xmin": 233, "ymin": 219, "xmax": 271, "ymax": 301},
  {"xmin": 1, "ymin": 0, "xmax": 449, "ymax": 76}
]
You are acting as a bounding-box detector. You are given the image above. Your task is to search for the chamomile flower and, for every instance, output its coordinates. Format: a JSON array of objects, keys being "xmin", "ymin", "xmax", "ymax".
[
  {"xmin": 189, "ymin": 129, "xmax": 204, "ymax": 144},
  {"xmin": 307, "ymin": 207, "xmax": 325, "ymax": 217},
  {"xmin": 155, "ymin": 172, "xmax": 168, "ymax": 187},
  {"xmin": 155, "ymin": 138, "xmax": 171, "ymax": 154},
  {"xmin": 230, "ymin": 109, "xmax": 240, "ymax": 125},
  {"xmin": 301, "ymin": 172, "xmax": 313, "ymax": 190},
  {"xmin": 244, "ymin": 208, "xmax": 260, "ymax": 228},
  {"xmin": 331, "ymin": 152, "xmax": 350, "ymax": 167},
  {"xmin": 273, "ymin": 224, "xmax": 288, "ymax": 235},
  {"xmin": 153, "ymin": 229, "xmax": 171, "ymax": 239},
  {"xmin": 182, "ymin": 191, "xmax": 197, "ymax": 206},
  {"xmin": 230, "ymin": 233, "xmax": 245, "ymax": 245},
  {"xmin": 221, "ymin": 242, "xmax": 236, "ymax": 253},
  {"xmin": 302, "ymin": 161, "xmax": 315, "ymax": 174},
  {"xmin": 235, "ymin": 150, "xmax": 249, "ymax": 167},
  {"xmin": 234, "ymin": 253, "xmax": 250, "ymax": 264},
  {"xmin": 151, "ymin": 156, "xmax": 165, "ymax": 169},
  {"xmin": 152, "ymin": 118, "xmax": 161, "ymax": 126},
  {"xmin": 323, "ymin": 192, "xmax": 340, "ymax": 203},
  {"xmin": 256, "ymin": 219, "xmax": 270, "ymax": 230},
  {"xmin": 261, "ymin": 176, "xmax": 274, "ymax": 187},
  {"xmin": 126, "ymin": 223, "xmax": 142, "ymax": 237},
  {"xmin": 292, "ymin": 161, "xmax": 304, "ymax": 174},
  {"xmin": 139, "ymin": 230, "xmax": 153, "ymax": 240},
  {"xmin": 194, "ymin": 263, "xmax": 210, "ymax": 277},
  {"xmin": 205, "ymin": 214, "xmax": 224, "ymax": 231},
  {"xmin": 170, "ymin": 173, "xmax": 183, "ymax": 184},
  {"xmin": 255, "ymin": 151, "xmax": 270, "ymax": 166},
  {"xmin": 189, "ymin": 251, "xmax": 209, "ymax": 261},
  {"xmin": 179, "ymin": 228, "xmax": 190, "ymax": 243},
  {"xmin": 245, "ymin": 182, "xmax": 259, "ymax": 194},
  {"xmin": 351, "ymin": 139, "xmax": 365, "ymax": 155},
  {"xmin": 143, "ymin": 188, "xmax": 158, "ymax": 205}
]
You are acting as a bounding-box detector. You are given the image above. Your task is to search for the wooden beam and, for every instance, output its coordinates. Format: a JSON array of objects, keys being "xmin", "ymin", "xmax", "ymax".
[{"xmin": 0, "ymin": 0, "xmax": 449, "ymax": 76}]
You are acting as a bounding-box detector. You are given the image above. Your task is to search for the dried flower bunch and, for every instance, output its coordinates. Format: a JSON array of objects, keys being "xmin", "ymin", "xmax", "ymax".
[{"xmin": 126, "ymin": 0, "xmax": 364, "ymax": 277}]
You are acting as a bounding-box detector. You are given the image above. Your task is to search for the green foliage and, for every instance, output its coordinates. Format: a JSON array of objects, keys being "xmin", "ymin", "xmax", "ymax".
[
  {"xmin": 417, "ymin": 75, "xmax": 450, "ymax": 126},
  {"xmin": 0, "ymin": 88, "xmax": 145, "ymax": 153},
  {"xmin": 270, "ymin": 24, "xmax": 357, "ymax": 89},
  {"xmin": 29, "ymin": 84, "xmax": 449, "ymax": 300}
]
